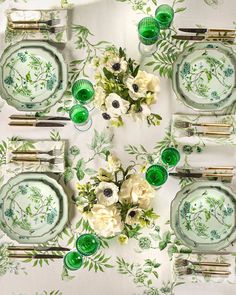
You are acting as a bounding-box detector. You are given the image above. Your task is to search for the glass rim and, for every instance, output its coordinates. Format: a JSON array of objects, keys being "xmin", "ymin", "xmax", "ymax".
[
  {"xmin": 138, "ymin": 17, "xmax": 160, "ymax": 39},
  {"xmin": 155, "ymin": 4, "xmax": 174, "ymax": 13},
  {"xmin": 145, "ymin": 163, "xmax": 169, "ymax": 187},
  {"xmin": 63, "ymin": 251, "xmax": 83, "ymax": 271},
  {"xmin": 160, "ymin": 146, "xmax": 180, "ymax": 154},
  {"xmin": 69, "ymin": 104, "xmax": 89, "ymax": 120},
  {"xmin": 76, "ymin": 233, "xmax": 100, "ymax": 256}
]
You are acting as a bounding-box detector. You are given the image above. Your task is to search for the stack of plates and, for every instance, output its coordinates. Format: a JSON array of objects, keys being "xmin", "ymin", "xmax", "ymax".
[
  {"xmin": 0, "ymin": 173, "xmax": 68, "ymax": 244},
  {"xmin": 0, "ymin": 40, "xmax": 68, "ymax": 111},
  {"xmin": 171, "ymin": 181, "xmax": 236, "ymax": 251},
  {"xmin": 172, "ymin": 42, "xmax": 236, "ymax": 111}
]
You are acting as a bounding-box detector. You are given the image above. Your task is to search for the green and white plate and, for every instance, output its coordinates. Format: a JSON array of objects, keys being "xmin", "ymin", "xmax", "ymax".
[
  {"xmin": 173, "ymin": 42, "xmax": 236, "ymax": 111},
  {"xmin": 171, "ymin": 181, "xmax": 236, "ymax": 251},
  {"xmin": 0, "ymin": 173, "xmax": 68, "ymax": 244},
  {"xmin": 0, "ymin": 41, "xmax": 68, "ymax": 111}
]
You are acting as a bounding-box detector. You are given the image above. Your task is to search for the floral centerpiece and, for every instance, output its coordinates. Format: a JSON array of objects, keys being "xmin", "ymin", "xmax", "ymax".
[
  {"xmin": 76, "ymin": 154, "xmax": 159, "ymax": 242},
  {"xmin": 92, "ymin": 47, "xmax": 162, "ymax": 127}
]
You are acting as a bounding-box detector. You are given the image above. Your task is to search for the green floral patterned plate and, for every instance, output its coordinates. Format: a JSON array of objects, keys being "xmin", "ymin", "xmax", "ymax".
[
  {"xmin": 0, "ymin": 41, "xmax": 68, "ymax": 111},
  {"xmin": 171, "ymin": 181, "xmax": 236, "ymax": 251},
  {"xmin": 0, "ymin": 173, "xmax": 68, "ymax": 243},
  {"xmin": 173, "ymin": 42, "xmax": 236, "ymax": 111}
]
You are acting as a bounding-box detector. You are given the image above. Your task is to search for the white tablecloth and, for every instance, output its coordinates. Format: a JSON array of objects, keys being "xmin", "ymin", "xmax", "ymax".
[{"xmin": 0, "ymin": 0, "xmax": 236, "ymax": 294}]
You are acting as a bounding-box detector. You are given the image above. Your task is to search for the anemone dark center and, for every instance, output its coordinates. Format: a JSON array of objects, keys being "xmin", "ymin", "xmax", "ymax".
[
  {"xmin": 112, "ymin": 100, "xmax": 120, "ymax": 108},
  {"xmin": 132, "ymin": 84, "xmax": 139, "ymax": 93},
  {"xmin": 129, "ymin": 211, "xmax": 136, "ymax": 218},
  {"xmin": 103, "ymin": 188, "xmax": 113, "ymax": 198},
  {"xmin": 112, "ymin": 63, "xmax": 121, "ymax": 71},
  {"xmin": 102, "ymin": 113, "xmax": 111, "ymax": 120}
]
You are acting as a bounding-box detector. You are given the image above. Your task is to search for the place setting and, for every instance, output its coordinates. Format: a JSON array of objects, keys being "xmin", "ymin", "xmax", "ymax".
[{"xmin": 0, "ymin": 1, "xmax": 235, "ymax": 295}]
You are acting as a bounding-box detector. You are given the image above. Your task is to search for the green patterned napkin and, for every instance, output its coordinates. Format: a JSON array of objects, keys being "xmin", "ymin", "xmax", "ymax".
[
  {"xmin": 172, "ymin": 252, "xmax": 236, "ymax": 284},
  {"xmin": 6, "ymin": 9, "xmax": 68, "ymax": 43},
  {"xmin": 171, "ymin": 114, "xmax": 236, "ymax": 146},
  {"xmin": 6, "ymin": 140, "xmax": 65, "ymax": 174}
]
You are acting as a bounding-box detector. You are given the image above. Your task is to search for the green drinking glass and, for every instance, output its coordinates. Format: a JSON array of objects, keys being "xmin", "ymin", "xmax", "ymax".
[
  {"xmin": 64, "ymin": 251, "xmax": 83, "ymax": 271},
  {"xmin": 161, "ymin": 147, "xmax": 180, "ymax": 168},
  {"xmin": 138, "ymin": 17, "xmax": 160, "ymax": 56},
  {"xmin": 69, "ymin": 104, "xmax": 92, "ymax": 131},
  {"xmin": 145, "ymin": 164, "xmax": 168, "ymax": 187},
  {"xmin": 138, "ymin": 17, "xmax": 160, "ymax": 45},
  {"xmin": 155, "ymin": 4, "xmax": 174, "ymax": 29},
  {"xmin": 76, "ymin": 233, "xmax": 100, "ymax": 256},
  {"xmin": 72, "ymin": 79, "xmax": 95, "ymax": 104}
]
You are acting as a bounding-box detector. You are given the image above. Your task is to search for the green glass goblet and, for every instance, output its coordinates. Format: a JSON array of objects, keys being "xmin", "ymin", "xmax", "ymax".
[
  {"xmin": 138, "ymin": 17, "xmax": 160, "ymax": 56},
  {"xmin": 72, "ymin": 79, "xmax": 95, "ymax": 104},
  {"xmin": 69, "ymin": 104, "xmax": 92, "ymax": 132},
  {"xmin": 161, "ymin": 147, "xmax": 180, "ymax": 168},
  {"xmin": 76, "ymin": 233, "xmax": 100, "ymax": 256},
  {"xmin": 145, "ymin": 164, "xmax": 168, "ymax": 188},
  {"xmin": 155, "ymin": 4, "xmax": 174, "ymax": 29},
  {"xmin": 64, "ymin": 251, "xmax": 83, "ymax": 271}
]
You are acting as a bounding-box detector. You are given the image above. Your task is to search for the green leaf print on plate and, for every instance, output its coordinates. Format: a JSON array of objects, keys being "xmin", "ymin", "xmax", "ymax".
[
  {"xmin": 171, "ymin": 181, "xmax": 236, "ymax": 251},
  {"xmin": 0, "ymin": 173, "xmax": 68, "ymax": 244},
  {"xmin": 0, "ymin": 41, "xmax": 68, "ymax": 111},
  {"xmin": 173, "ymin": 42, "xmax": 236, "ymax": 111}
]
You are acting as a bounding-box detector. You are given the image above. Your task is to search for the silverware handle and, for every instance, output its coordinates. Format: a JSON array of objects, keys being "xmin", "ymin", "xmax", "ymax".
[
  {"xmin": 8, "ymin": 246, "xmax": 70, "ymax": 252},
  {"xmin": 203, "ymin": 131, "xmax": 231, "ymax": 136},
  {"xmin": 12, "ymin": 157, "xmax": 49, "ymax": 163},
  {"xmin": 204, "ymin": 173, "xmax": 234, "ymax": 177},
  {"xmin": 209, "ymin": 29, "xmax": 236, "ymax": 33},
  {"xmin": 195, "ymin": 262, "xmax": 231, "ymax": 267},
  {"xmin": 9, "ymin": 121, "xmax": 34, "ymax": 126},
  {"xmin": 195, "ymin": 270, "xmax": 231, "ymax": 275},
  {"xmin": 9, "ymin": 254, "xmax": 63, "ymax": 259},
  {"xmin": 12, "ymin": 151, "xmax": 46, "ymax": 155},
  {"xmin": 207, "ymin": 166, "xmax": 234, "ymax": 170},
  {"xmin": 9, "ymin": 23, "xmax": 43, "ymax": 30},
  {"xmin": 196, "ymin": 123, "xmax": 231, "ymax": 127}
]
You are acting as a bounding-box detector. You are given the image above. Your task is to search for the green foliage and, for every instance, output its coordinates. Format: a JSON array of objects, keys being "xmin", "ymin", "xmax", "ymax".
[
  {"xmin": 36, "ymin": 290, "xmax": 63, "ymax": 295},
  {"xmin": 125, "ymin": 144, "xmax": 156, "ymax": 163},
  {"xmin": 50, "ymin": 130, "xmax": 61, "ymax": 141},
  {"xmin": 83, "ymin": 251, "xmax": 113, "ymax": 272},
  {"xmin": 70, "ymin": 24, "xmax": 109, "ymax": 83},
  {"xmin": 146, "ymin": 30, "xmax": 188, "ymax": 79},
  {"xmin": 0, "ymin": 140, "xmax": 7, "ymax": 165}
]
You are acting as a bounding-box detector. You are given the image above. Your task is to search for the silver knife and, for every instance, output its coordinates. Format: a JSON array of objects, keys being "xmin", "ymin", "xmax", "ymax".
[
  {"xmin": 173, "ymin": 35, "xmax": 235, "ymax": 41},
  {"xmin": 170, "ymin": 172, "xmax": 234, "ymax": 178},
  {"xmin": 179, "ymin": 28, "xmax": 236, "ymax": 34},
  {"xmin": 9, "ymin": 115, "xmax": 70, "ymax": 121},
  {"xmin": 9, "ymin": 121, "xmax": 66, "ymax": 127}
]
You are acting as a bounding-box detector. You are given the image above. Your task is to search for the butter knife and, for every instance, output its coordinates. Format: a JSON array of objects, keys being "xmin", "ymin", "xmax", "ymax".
[{"xmin": 179, "ymin": 28, "xmax": 236, "ymax": 34}]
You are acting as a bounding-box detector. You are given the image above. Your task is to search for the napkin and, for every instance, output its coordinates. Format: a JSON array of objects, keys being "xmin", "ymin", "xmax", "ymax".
[
  {"xmin": 171, "ymin": 114, "xmax": 236, "ymax": 147},
  {"xmin": 172, "ymin": 252, "xmax": 236, "ymax": 284},
  {"xmin": 6, "ymin": 140, "xmax": 65, "ymax": 174},
  {"xmin": 6, "ymin": 9, "xmax": 68, "ymax": 43}
]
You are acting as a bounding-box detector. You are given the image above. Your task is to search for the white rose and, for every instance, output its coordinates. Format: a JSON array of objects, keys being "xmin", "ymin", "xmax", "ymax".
[
  {"xmin": 107, "ymin": 154, "xmax": 121, "ymax": 172},
  {"xmin": 93, "ymin": 86, "xmax": 106, "ymax": 108},
  {"xmin": 119, "ymin": 174, "xmax": 155, "ymax": 209},
  {"xmin": 146, "ymin": 73, "xmax": 160, "ymax": 93},
  {"xmin": 96, "ymin": 181, "xmax": 119, "ymax": 206},
  {"xmin": 105, "ymin": 93, "xmax": 129, "ymax": 116},
  {"xmin": 84, "ymin": 204, "xmax": 123, "ymax": 238}
]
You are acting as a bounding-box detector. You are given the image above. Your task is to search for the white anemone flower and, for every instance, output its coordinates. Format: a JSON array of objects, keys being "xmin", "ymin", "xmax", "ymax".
[
  {"xmin": 105, "ymin": 57, "xmax": 127, "ymax": 75},
  {"xmin": 125, "ymin": 208, "xmax": 143, "ymax": 226},
  {"xmin": 105, "ymin": 93, "xmax": 130, "ymax": 116},
  {"xmin": 96, "ymin": 182, "xmax": 119, "ymax": 206},
  {"xmin": 130, "ymin": 104, "xmax": 151, "ymax": 122}
]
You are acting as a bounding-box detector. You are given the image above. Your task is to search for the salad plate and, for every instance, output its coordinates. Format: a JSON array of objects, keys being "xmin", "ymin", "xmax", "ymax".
[
  {"xmin": 0, "ymin": 173, "xmax": 68, "ymax": 243},
  {"xmin": 172, "ymin": 42, "xmax": 236, "ymax": 111},
  {"xmin": 171, "ymin": 181, "xmax": 236, "ymax": 251},
  {"xmin": 0, "ymin": 41, "xmax": 67, "ymax": 111}
]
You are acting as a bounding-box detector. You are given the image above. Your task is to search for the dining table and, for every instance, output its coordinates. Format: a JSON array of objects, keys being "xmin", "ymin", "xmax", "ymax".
[{"xmin": 0, "ymin": 0, "xmax": 236, "ymax": 295}]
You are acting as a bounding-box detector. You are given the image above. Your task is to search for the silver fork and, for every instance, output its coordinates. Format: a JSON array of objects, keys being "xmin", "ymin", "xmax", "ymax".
[
  {"xmin": 12, "ymin": 149, "xmax": 62, "ymax": 157},
  {"xmin": 175, "ymin": 120, "xmax": 231, "ymax": 129},
  {"xmin": 11, "ymin": 157, "xmax": 64, "ymax": 165},
  {"xmin": 185, "ymin": 129, "xmax": 231, "ymax": 137}
]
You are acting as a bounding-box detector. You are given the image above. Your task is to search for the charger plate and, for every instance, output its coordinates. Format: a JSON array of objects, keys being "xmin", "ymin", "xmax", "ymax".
[
  {"xmin": 172, "ymin": 42, "xmax": 236, "ymax": 111},
  {"xmin": 0, "ymin": 40, "xmax": 67, "ymax": 111},
  {"xmin": 0, "ymin": 173, "xmax": 68, "ymax": 244},
  {"xmin": 171, "ymin": 181, "xmax": 236, "ymax": 251}
]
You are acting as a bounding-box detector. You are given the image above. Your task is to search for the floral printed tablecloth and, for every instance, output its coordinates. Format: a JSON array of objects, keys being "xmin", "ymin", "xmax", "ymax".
[{"xmin": 0, "ymin": 0, "xmax": 236, "ymax": 295}]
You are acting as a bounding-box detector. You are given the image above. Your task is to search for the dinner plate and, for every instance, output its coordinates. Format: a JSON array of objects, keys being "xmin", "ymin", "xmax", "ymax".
[
  {"xmin": 0, "ymin": 41, "xmax": 68, "ymax": 111},
  {"xmin": 0, "ymin": 173, "xmax": 68, "ymax": 244},
  {"xmin": 172, "ymin": 42, "xmax": 236, "ymax": 111},
  {"xmin": 171, "ymin": 181, "xmax": 236, "ymax": 251}
]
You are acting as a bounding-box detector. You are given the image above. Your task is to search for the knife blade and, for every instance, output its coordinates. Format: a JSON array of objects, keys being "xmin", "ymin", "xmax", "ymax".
[
  {"xmin": 9, "ymin": 115, "xmax": 70, "ymax": 121},
  {"xmin": 8, "ymin": 246, "xmax": 70, "ymax": 252},
  {"xmin": 9, "ymin": 121, "xmax": 66, "ymax": 127},
  {"xmin": 170, "ymin": 172, "xmax": 234, "ymax": 178},
  {"xmin": 172, "ymin": 35, "xmax": 205, "ymax": 41},
  {"xmin": 179, "ymin": 28, "xmax": 235, "ymax": 33},
  {"xmin": 172, "ymin": 35, "xmax": 235, "ymax": 41}
]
